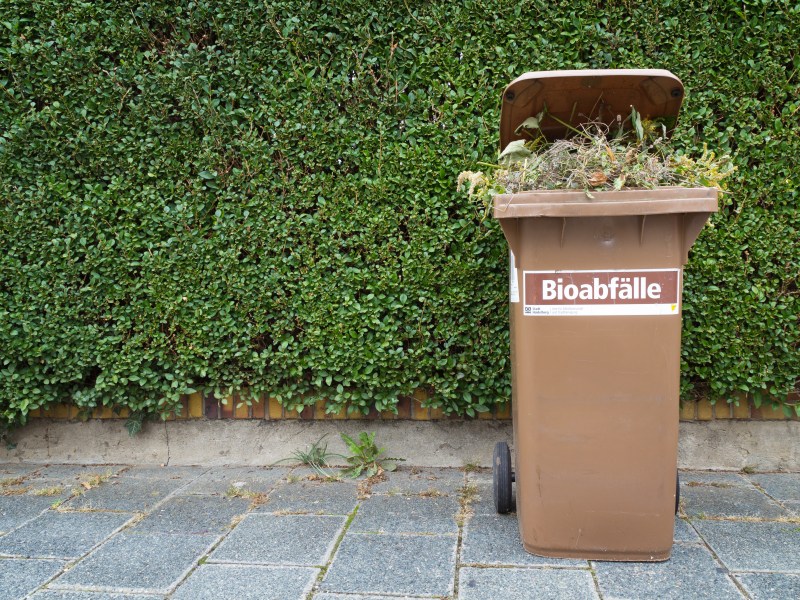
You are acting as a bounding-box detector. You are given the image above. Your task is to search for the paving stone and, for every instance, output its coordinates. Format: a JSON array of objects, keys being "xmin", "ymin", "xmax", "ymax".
[
  {"xmin": 350, "ymin": 494, "xmax": 459, "ymax": 535},
  {"xmin": 54, "ymin": 532, "xmax": 216, "ymax": 594},
  {"xmin": 461, "ymin": 513, "xmax": 587, "ymax": 567},
  {"xmin": 593, "ymin": 543, "xmax": 744, "ymax": 599},
  {"xmin": 734, "ymin": 572, "xmax": 800, "ymax": 600},
  {"xmin": 692, "ymin": 520, "xmax": 800, "ymax": 572},
  {"xmin": 210, "ymin": 514, "xmax": 345, "ymax": 566},
  {"xmin": 371, "ymin": 467, "xmax": 465, "ymax": 496},
  {"xmin": 747, "ymin": 473, "xmax": 800, "ymax": 507},
  {"xmin": 130, "ymin": 495, "xmax": 249, "ymax": 535},
  {"xmin": 681, "ymin": 482, "xmax": 789, "ymax": 519},
  {"xmin": 0, "ymin": 558, "xmax": 66, "ymax": 599},
  {"xmin": 32, "ymin": 592, "xmax": 163, "ymax": 599},
  {"xmin": 171, "ymin": 564, "xmax": 317, "ymax": 600},
  {"xmin": 321, "ymin": 533, "xmax": 457, "ymax": 597},
  {"xmin": 178, "ymin": 466, "xmax": 286, "ymax": 496},
  {"xmin": 673, "ymin": 517, "xmax": 702, "ymax": 543},
  {"xmin": 0, "ymin": 511, "xmax": 131, "ymax": 559},
  {"xmin": 0, "ymin": 495, "xmax": 59, "ymax": 532},
  {"xmin": 65, "ymin": 477, "xmax": 185, "ymax": 512},
  {"xmin": 458, "ymin": 566, "xmax": 598, "ymax": 600},
  {"xmin": 254, "ymin": 479, "xmax": 358, "ymax": 516}
]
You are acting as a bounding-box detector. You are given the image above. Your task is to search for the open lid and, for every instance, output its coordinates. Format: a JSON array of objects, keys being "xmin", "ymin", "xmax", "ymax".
[{"xmin": 499, "ymin": 69, "xmax": 684, "ymax": 149}]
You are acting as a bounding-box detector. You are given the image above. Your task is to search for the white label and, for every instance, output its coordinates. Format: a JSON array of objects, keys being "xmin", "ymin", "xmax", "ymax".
[
  {"xmin": 522, "ymin": 269, "xmax": 681, "ymax": 317},
  {"xmin": 509, "ymin": 251, "xmax": 519, "ymax": 303}
]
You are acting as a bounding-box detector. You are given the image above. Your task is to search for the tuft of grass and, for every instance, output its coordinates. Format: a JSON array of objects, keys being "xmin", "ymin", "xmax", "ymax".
[
  {"xmin": 356, "ymin": 471, "xmax": 387, "ymax": 500},
  {"xmin": 273, "ymin": 509, "xmax": 311, "ymax": 516},
  {"xmin": 458, "ymin": 482, "xmax": 479, "ymax": 506},
  {"xmin": 0, "ymin": 476, "xmax": 27, "ymax": 487},
  {"xmin": 225, "ymin": 485, "xmax": 269, "ymax": 508},
  {"xmin": 693, "ymin": 514, "xmax": 800, "ymax": 524},
  {"xmin": 273, "ymin": 435, "xmax": 343, "ymax": 478},
  {"xmin": 304, "ymin": 473, "xmax": 342, "ymax": 483},
  {"xmin": 418, "ymin": 488, "xmax": 445, "ymax": 498},
  {"xmin": 685, "ymin": 481, "xmax": 734, "ymax": 489},
  {"xmin": 75, "ymin": 470, "xmax": 115, "ymax": 494},
  {"xmin": 32, "ymin": 486, "xmax": 64, "ymax": 497},
  {"xmin": 225, "ymin": 484, "xmax": 249, "ymax": 499},
  {"xmin": 456, "ymin": 482, "xmax": 479, "ymax": 527}
]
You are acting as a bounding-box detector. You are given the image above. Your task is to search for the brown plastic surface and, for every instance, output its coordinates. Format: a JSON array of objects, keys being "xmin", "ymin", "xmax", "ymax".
[
  {"xmin": 500, "ymin": 69, "xmax": 684, "ymax": 149},
  {"xmin": 496, "ymin": 188, "xmax": 718, "ymax": 561}
]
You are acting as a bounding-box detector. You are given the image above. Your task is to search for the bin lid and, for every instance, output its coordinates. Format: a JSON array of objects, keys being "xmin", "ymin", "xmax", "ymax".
[{"xmin": 500, "ymin": 69, "xmax": 684, "ymax": 150}]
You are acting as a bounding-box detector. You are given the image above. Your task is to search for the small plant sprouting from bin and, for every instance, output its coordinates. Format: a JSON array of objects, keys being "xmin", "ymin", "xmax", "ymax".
[{"xmin": 458, "ymin": 106, "xmax": 735, "ymax": 212}]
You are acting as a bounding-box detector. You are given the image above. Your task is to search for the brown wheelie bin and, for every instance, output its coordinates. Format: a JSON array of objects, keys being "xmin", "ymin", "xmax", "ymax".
[{"xmin": 491, "ymin": 70, "xmax": 718, "ymax": 561}]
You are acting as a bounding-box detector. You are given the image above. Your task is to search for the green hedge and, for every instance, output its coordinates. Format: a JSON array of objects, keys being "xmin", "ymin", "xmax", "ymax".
[{"xmin": 1, "ymin": 0, "xmax": 798, "ymax": 429}]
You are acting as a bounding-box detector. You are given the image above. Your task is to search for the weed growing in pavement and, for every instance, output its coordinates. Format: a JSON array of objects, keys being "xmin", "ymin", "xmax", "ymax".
[
  {"xmin": 418, "ymin": 488, "xmax": 445, "ymax": 498},
  {"xmin": 0, "ymin": 476, "xmax": 27, "ymax": 488},
  {"xmin": 278, "ymin": 430, "xmax": 403, "ymax": 480},
  {"xmin": 32, "ymin": 486, "xmax": 65, "ymax": 497},
  {"xmin": 225, "ymin": 485, "xmax": 269, "ymax": 508},
  {"xmin": 274, "ymin": 434, "xmax": 344, "ymax": 478},
  {"xmin": 456, "ymin": 482, "xmax": 479, "ymax": 527},
  {"xmin": 304, "ymin": 473, "xmax": 342, "ymax": 483},
  {"xmin": 73, "ymin": 471, "xmax": 114, "ymax": 495},
  {"xmin": 685, "ymin": 481, "xmax": 734, "ymax": 488},
  {"xmin": 356, "ymin": 471, "xmax": 387, "ymax": 500},
  {"xmin": 340, "ymin": 431, "xmax": 403, "ymax": 479},
  {"xmin": 697, "ymin": 515, "xmax": 800, "ymax": 524}
]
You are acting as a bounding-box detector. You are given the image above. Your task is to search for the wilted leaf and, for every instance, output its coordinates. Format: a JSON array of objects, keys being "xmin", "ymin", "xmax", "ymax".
[
  {"xmin": 588, "ymin": 171, "xmax": 608, "ymax": 187},
  {"xmin": 514, "ymin": 116, "xmax": 540, "ymax": 135},
  {"xmin": 498, "ymin": 140, "xmax": 533, "ymax": 166}
]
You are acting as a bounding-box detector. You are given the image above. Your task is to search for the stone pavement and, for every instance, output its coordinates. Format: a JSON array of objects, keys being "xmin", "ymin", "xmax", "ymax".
[{"xmin": 0, "ymin": 464, "xmax": 798, "ymax": 599}]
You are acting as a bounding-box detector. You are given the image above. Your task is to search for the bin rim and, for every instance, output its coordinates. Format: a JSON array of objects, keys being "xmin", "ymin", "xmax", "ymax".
[
  {"xmin": 492, "ymin": 186, "xmax": 718, "ymax": 219},
  {"xmin": 500, "ymin": 69, "xmax": 684, "ymax": 150}
]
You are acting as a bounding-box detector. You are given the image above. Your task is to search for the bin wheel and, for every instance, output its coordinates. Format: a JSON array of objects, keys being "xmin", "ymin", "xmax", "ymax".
[
  {"xmin": 493, "ymin": 441, "xmax": 513, "ymax": 514},
  {"xmin": 675, "ymin": 471, "xmax": 680, "ymax": 514}
]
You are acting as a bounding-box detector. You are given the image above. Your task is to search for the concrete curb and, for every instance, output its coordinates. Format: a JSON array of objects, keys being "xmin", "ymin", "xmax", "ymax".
[{"xmin": 2, "ymin": 419, "xmax": 798, "ymax": 471}]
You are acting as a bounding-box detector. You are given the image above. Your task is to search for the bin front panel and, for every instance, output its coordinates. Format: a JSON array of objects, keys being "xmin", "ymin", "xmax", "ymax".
[
  {"xmin": 512, "ymin": 315, "xmax": 679, "ymax": 560},
  {"xmin": 509, "ymin": 212, "xmax": 686, "ymax": 561}
]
